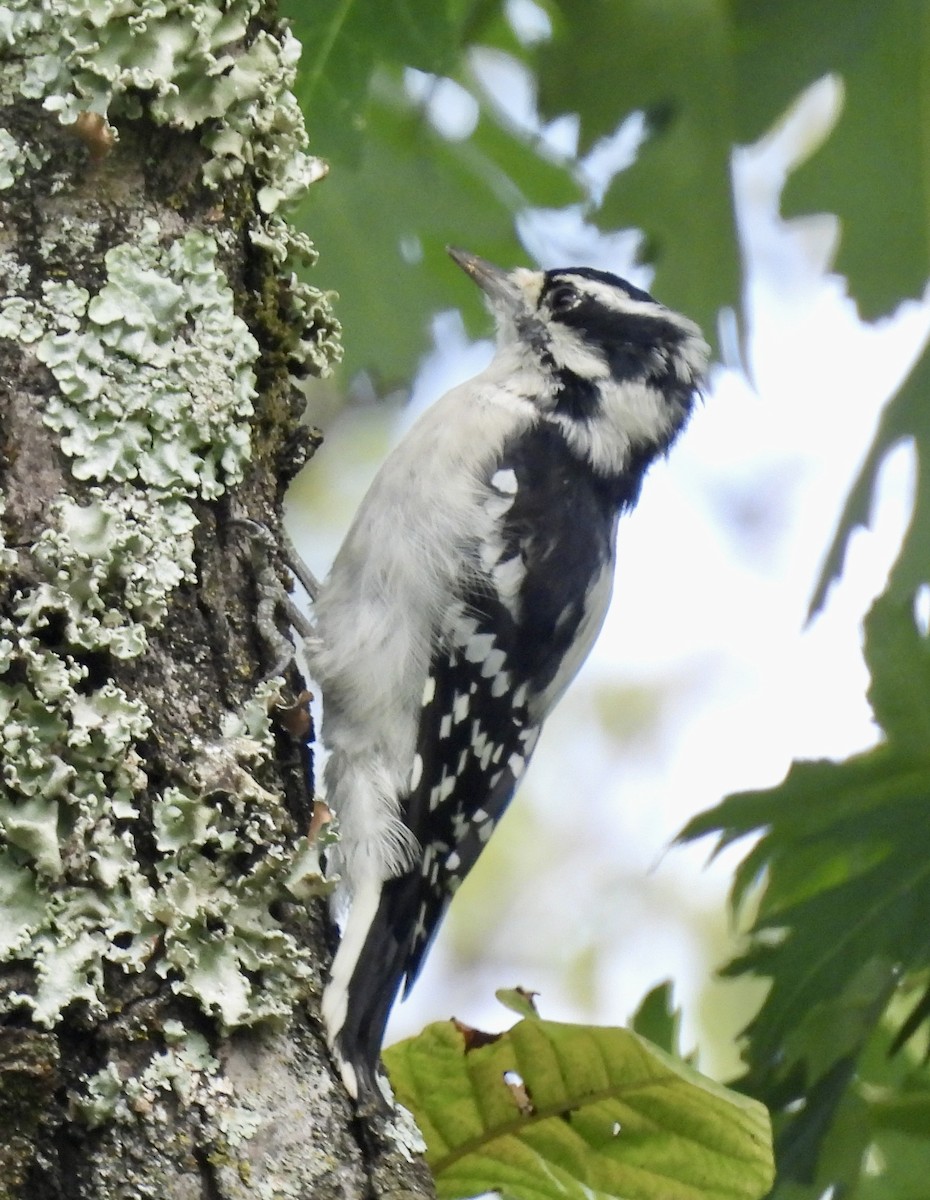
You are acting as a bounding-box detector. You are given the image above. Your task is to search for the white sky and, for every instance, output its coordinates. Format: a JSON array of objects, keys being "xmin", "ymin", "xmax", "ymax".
[{"xmin": 289, "ymin": 61, "xmax": 930, "ymax": 1079}]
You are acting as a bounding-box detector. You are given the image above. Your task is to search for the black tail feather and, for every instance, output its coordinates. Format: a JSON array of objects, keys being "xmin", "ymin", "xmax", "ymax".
[{"xmin": 333, "ymin": 871, "xmax": 422, "ymax": 1106}]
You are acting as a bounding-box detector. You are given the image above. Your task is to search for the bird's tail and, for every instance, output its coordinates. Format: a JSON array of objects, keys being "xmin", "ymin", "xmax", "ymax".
[{"xmin": 321, "ymin": 871, "xmax": 421, "ymax": 1109}]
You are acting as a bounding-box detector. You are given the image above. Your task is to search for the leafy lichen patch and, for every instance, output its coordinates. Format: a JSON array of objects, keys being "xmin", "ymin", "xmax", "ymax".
[
  {"xmin": 0, "ymin": 1, "xmax": 340, "ymax": 1158},
  {"xmin": 1, "ymin": 0, "xmax": 325, "ymax": 211},
  {"xmin": 0, "ymin": 217, "xmax": 312, "ymax": 1025},
  {"xmin": 150, "ymin": 683, "xmax": 314, "ymax": 1028},
  {"xmin": 0, "ymin": 583, "xmax": 314, "ymax": 1028},
  {"xmin": 37, "ymin": 222, "xmax": 257, "ymax": 499}
]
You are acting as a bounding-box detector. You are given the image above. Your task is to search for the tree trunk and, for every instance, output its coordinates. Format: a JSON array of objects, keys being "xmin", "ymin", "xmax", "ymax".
[{"xmin": 0, "ymin": 4, "xmax": 433, "ymax": 1197}]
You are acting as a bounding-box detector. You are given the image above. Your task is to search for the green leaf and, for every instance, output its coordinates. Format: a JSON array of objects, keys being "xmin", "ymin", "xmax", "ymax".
[
  {"xmin": 730, "ymin": 0, "xmax": 930, "ymax": 318},
  {"xmin": 682, "ymin": 750, "xmax": 916, "ymax": 911},
  {"xmin": 679, "ymin": 717, "xmax": 930, "ymax": 1187},
  {"xmin": 733, "ymin": 0, "xmax": 930, "ymax": 624},
  {"xmin": 283, "ymin": 0, "xmax": 473, "ymax": 161},
  {"xmin": 808, "ymin": 318, "xmax": 930, "ymax": 621},
  {"xmin": 536, "ymin": 0, "xmax": 739, "ymax": 346},
  {"xmin": 762, "ymin": 1000, "xmax": 930, "ymax": 1197},
  {"xmin": 630, "ymin": 981, "xmax": 683, "ymax": 1059},
  {"xmin": 681, "ymin": 743, "xmax": 930, "ymax": 1062},
  {"xmin": 495, "ymin": 986, "xmax": 540, "ymax": 1019},
  {"xmin": 871, "ymin": 1091, "xmax": 930, "ymax": 1138},
  {"xmin": 384, "ymin": 1016, "xmax": 773, "ymax": 1200}
]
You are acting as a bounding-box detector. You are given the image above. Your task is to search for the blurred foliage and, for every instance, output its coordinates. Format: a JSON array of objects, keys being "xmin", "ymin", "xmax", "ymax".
[
  {"xmin": 630, "ymin": 981, "xmax": 686, "ymax": 1060},
  {"xmin": 283, "ymin": 0, "xmax": 580, "ymax": 380},
  {"xmin": 285, "ymin": 0, "xmax": 930, "ymax": 1196}
]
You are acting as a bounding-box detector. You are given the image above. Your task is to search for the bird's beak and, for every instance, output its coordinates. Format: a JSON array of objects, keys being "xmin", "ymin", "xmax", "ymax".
[{"xmin": 447, "ymin": 246, "xmax": 523, "ymax": 312}]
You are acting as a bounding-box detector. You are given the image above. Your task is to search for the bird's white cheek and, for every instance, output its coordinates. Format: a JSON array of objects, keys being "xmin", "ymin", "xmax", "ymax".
[{"xmin": 547, "ymin": 323, "xmax": 610, "ymax": 381}]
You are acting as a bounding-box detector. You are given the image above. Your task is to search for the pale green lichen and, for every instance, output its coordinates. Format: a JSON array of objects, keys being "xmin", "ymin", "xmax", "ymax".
[
  {"xmin": 0, "ymin": 253, "xmax": 31, "ymax": 298},
  {"xmin": 1, "ymin": 660, "xmax": 313, "ymax": 1027},
  {"xmin": 73, "ymin": 1028, "xmax": 224, "ymax": 1128},
  {"xmin": 37, "ymin": 222, "xmax": 257, "ymax": 498},
  {"xmin": 71, "ymin": 1061, "xmax": 124, "ymax": 1128},
  {"xmin": 249, "ymin": 216, "xmax": 343, "ymax": 375},
  {"xmin": 151, "ymin": 683, "xmax": 314, "ymax": 1027},
  {"xmin": 0, "ymin": 294, "xmax": 42, "ymax": 342},
  {"xmin": 0, "ymin": 0, "xmax": 335, "ymax": 1073},
  {"xmin": 198, "ymin": 26, "xmax": 328, "ymax": 212},
  {"xmin": 1, "ymin": 1, "xmax": 342, "ymax": 378},
  {"xmin": 25, "ymin": 488, "xmax": 198, "ymax": 651},
  {"xmin": 0, "ymin": 488, "xmax": 157, "ymax": 1021},
  {"xmin": 38, "ymin": 213, "xmax": 104, "ymax": 274},
  {"xmin": 0, "ymin": 127, "xmax": 25, "ymax": 188},
  {"xmin": 1, "ymin": 191, "xmax": 317, "ymax": 1047},
  {"xmin": 249, "ymin": 216, "xmax": 318, "ymax": 270},
  {"xmin": 1, "ymin": 0, "xmax": 328, "ymax": 218},
  {"xmin": 388, "ymin": 1104, "xmax": 429, "ymax": 1163},
  {"xmin": 286, "ymin": 272, "xmax": 344, "ymax": 376},
  {"xmin": 0, "ymin": 496, "xmax": 310, "ymax": 1029}
]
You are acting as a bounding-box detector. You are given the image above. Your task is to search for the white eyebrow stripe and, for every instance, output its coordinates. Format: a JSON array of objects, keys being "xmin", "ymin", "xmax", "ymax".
[{"xmin": 567, "ymin": 276, "xmax": 664, "ymax": 317}]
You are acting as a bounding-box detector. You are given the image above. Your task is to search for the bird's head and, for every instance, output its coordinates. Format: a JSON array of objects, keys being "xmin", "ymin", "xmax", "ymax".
[{"xmin": 447, "ymin": 246, "xmax": 709, "ymax": 480}]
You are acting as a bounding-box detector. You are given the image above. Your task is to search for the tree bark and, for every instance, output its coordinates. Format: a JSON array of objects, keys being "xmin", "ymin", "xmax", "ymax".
[{"xmin": 0, "ymin": 4, "xmax": 433, "ymax": 1197}]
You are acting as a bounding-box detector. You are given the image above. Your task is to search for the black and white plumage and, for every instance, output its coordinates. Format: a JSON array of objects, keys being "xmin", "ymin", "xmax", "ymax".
[{"xmin": 312, "ymin": 248, "xmax": 708, "ymax": 1105}]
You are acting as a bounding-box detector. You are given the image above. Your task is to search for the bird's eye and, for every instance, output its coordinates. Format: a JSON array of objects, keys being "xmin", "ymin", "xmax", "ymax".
[{"xmin": 547, "ymin": 284, "xmax": 579, "ymax": 314}]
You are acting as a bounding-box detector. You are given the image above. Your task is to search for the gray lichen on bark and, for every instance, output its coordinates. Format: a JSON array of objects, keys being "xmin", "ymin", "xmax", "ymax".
[{"xmin": 0, "ymin": 2, "xmax": 434, "ymax": 1197}]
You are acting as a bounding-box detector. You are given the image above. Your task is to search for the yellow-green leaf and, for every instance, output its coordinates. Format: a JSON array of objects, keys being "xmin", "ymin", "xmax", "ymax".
[{"xmin": 384, "ymin": 1016, "xmax": 773, "ymax": 1200}]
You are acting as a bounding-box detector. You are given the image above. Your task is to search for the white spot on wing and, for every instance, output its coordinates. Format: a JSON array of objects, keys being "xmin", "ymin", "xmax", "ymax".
[
  {"xmin": 422, "ymin": 675, "xmax": 436, "ymax": 706},
  {"xmin": 480, "ymin": 647, "xmax": 507, "ymax": 678},
  {"xmin": 452, "ymin": 613, "xmax": 479, "ymax": 647},
  {"xmin": 410, "ymin": 753, "xmax": 423, "ymax": 790},
  {"xmin": 491, "ymin": 468, "xmax": 518, "ymax": 494},
  {"xmin": 490, "ymin": 670, "xmax": 511, "ymax": 698},
  {"xmin": 429, "ymin": 775, "xmax": 455, "ymax": 811},
  {"xmin": 465, "ymin": 632, "xmax": 495, "ymax": 663}
]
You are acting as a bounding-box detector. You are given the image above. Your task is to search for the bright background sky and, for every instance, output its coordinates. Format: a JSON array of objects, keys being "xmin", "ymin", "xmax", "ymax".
[{"xmin": 288, "ymin": 49, "xmax": 930, "ymax": 1079}]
